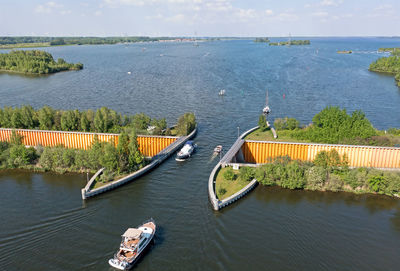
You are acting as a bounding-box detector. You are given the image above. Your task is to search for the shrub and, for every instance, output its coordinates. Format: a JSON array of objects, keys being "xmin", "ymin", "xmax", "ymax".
[
  {"xmin": 305, "ymin": 166, "xmax": 327, "ymax": 190},
  {"xmin": 223, "ymin": 168, "xmax": 235, "ymax": 181},
  {"xmin": 326, "ymin": 174, "xmax": 344, "ymax": 192},
  {"xmin": 218, "ymin": 187, "xmax": 227, "ymax": 196},
  {"xmin": 258, "ymin": 114, "xmax": 268, "ymax": 130},
  {"xmin": 281, "ymin": 161, "xmax": 306, "ymax": 189},
  {"xmin": 368, "ymin": 175, "xmax": 388, "ymax": 193},
  {"xmin": 239, "ymin": 167, "xmax": 255, "ymax": 182}
]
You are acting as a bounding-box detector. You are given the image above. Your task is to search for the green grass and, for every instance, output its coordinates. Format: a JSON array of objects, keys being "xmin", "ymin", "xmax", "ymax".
[
  {"xmin": 215, "ymin": 167, "xmax": 250, "ymax": 200},
  {"xmin": 245, "ymin": 127, "xmax": 312, "ymax": 143}
]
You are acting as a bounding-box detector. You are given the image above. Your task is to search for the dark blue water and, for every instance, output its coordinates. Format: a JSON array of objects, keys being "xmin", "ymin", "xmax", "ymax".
[{"xmin": 0, "ymin": 38, "xmax": 400, "ymax": 270}]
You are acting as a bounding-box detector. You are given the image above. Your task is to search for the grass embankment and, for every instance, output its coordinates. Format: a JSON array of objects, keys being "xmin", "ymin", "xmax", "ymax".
[{"xmin": 215, "ymin": 167, "xmax": 253, "ymax": 200}]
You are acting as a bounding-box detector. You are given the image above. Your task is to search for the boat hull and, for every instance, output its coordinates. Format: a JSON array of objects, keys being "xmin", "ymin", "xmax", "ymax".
[{"xmin": 109, "ymin": 220, "xmax": 156, "ymax": 270}]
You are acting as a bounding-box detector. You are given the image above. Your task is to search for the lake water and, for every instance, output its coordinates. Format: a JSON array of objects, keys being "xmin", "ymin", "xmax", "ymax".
[{"xmin": 0, "ymin": 38, "xmax": 400, "ymax": 270}]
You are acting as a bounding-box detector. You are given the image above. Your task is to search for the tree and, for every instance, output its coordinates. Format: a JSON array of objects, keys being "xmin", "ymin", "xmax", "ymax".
[
  {"xmin": 101, "ymin": 142, "xmax": 118, "ymax": 171},
  {"xmin": 223, "ymin": 167, "xmax": 235, "ymax": 181},
  {"xmin": 127, "ymin": 130, "xmax": 144, "ymax": 170},
  {"xmin": 38, "ymin": 106, "xmax": 54, "ymax": 130},
  {"xmin": 258, "ymin": 114, "xmax": 267, "ymax": 130}
]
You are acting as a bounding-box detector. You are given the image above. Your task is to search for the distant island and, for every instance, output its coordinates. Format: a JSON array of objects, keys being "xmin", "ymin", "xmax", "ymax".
[
  {"xmin": 337, "ymin": 50, "xmax": 352, "ymax": 54},
  {"xmin": 369, "ymin": 47, "xmax": 400, "ymax": 87},
  {"xmin": 254, "ymin": 37, "xmax": 270, "ymax": 43},
  {"xmin": 378, "ymin": 47, "xmax": 400, "ymax": 55},
  {"xmin": 269, "ymin": 40, "xmax": 310, "ymax": 46},
  {"xmin": 0, "ymin": 50, "xmax": 83, "ymax": 75}
]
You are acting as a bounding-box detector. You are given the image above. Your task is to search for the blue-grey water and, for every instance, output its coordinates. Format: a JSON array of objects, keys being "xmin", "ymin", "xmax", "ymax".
[{"xmin": 0, "ymin": 38, "xmax": 400, "ymax": 270}]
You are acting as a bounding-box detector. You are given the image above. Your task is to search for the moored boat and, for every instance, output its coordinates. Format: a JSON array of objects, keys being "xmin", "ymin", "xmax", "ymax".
[
  {"xmin": 213, "ymin": 145, "xmax": 222, "ymax": 154},
  {"xmin": 108, "ymin": 219, "xmax": 156, "ymax": 270},
  {"xmin": 176, "ymin": 141, "xmax": 195, "ymax": 161}
]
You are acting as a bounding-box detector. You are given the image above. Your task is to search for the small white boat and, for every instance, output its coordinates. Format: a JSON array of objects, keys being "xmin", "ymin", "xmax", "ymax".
[
  {"xmin": 176, "ymin": 141, "xmax": 195, "ymax": 161},
  {"xmin": 127, "ymin": 72, "xmax": 131, "ymax": 75},
  {"xmin": 218, "ymin": 89, "xmax": 226, "ymax": 96},
  {"xmin": 213, "ymin": 145, "xmax": 222, "ymax": 154},
  {"xmin": 108, "ymin": 219, "xmax": 156, "ymax": 270}
]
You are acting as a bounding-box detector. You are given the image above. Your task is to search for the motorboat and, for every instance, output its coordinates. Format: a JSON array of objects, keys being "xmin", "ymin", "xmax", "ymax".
[
  {"xmin": 218, "ymin": 89, "xmax": 226, "ymax": 96},
  {"xmin": 108, "ymin": 219, "xmax": 156, "ymax": 270},
  {"xmin": 213, "ymin": 145, "xmax": 222, "ymax": 155},
  {"xmin": 176, "ymin": 141, "xmax": 195, "ymax": 161}
]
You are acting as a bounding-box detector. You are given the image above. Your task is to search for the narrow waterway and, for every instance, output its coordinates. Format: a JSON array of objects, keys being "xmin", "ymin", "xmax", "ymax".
[{"xmin": 1, "ymin": 38, "xmax": 400, "ymax": 270}]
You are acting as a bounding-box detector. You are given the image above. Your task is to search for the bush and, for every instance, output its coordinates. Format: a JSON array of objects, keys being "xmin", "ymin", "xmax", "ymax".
[
  {"xmin": 218, "ymin": 187, "xmax": 227, "ymax": 196},
  {"xmin": 239, "ymin": 167, "xmax": 255, "ymax": 182},
  {"xmin": 326, "ymin": 174, "xmax": 344, "ymax": 192},
  {"xmin": 258, "ymin": 114, "xmax": 267, "ymax": 130},
  {"xmin": 368, "ymin": 175, "xmax": 388, "ymax": 193},
  {"xmin": 281, "ymin": 161, "xmax": 306, "ymax": 189},
  {"xmin": 305, "ymin": 166, "xmax": 327, "ymax": 190},
  {"xmin": 273, "ymin": 117, "xmax": 299, "ymax": 130},
  {"xmin": 223, "ymin": 168, "xmax": 235, "ymax": 181}
]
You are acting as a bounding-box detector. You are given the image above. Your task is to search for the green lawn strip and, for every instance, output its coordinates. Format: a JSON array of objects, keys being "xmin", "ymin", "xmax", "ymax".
[{"xmin": 215, "ymin": 167, "xmax": 250, "ymax": 200}]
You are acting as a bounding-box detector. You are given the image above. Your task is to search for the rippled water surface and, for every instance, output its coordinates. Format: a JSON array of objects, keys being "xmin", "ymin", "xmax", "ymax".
[{"xmin": 1, "ymin": 38, "xmax": 400, "ymax": 270}]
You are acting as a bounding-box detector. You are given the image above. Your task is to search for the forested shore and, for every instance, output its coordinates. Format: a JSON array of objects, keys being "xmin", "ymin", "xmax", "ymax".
[
  {"xmin": 370, "ymin": 47, "xmax": 400, "ymax": 87},
  {"xmin": 269, "ymin": 40, "xmax": 310, "ymax": 46},
  {"xmin": 0, "ymin": 50, "xmax": 82, "ymax": 74},
  {"xmin": 0, "ymin": 107, "xmax": 196, "ymax": 183}
]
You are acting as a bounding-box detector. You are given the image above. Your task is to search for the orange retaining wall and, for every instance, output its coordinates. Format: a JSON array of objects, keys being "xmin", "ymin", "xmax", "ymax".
[
  {"xmin": 242, "ymin": 141, "xmax": 400, "ymax": 169},
  {"xmin": 0, "ymin": 128, "xmax": 177, "ymax": 158}
]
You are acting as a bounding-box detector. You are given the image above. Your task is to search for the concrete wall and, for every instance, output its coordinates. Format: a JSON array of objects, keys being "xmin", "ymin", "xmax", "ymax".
[
  {"xmin": 242, "ymin": 140, "xmax": 400, "ymax": 169},
  {"xmin": 0, "ymin": 128, "xmax": 178, "ymax": 157}
]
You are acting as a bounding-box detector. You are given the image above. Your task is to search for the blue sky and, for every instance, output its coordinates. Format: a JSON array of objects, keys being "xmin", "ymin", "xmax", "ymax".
[{"xmin": 1, "ymin": 0, "xmax": 399, "ymax": 36}]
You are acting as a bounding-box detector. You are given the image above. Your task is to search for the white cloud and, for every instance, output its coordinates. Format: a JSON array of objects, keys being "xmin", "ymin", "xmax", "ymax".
[
  {"xmin": 95, "ymin": 10, "xmax": 103, "ymax": 16},
  {"xmin": 165, "ymin": 14, "xmax": 185, "ymax": 22},
  {"xmin": 374, "ymin": 4, "xmax": 392, "ymax": 11},
  {"xmin": 265, "ymin": 9, "xmax": 273, "ymax": 16},
  {"xmin": 61, "ymin": 10, "xmax": 72, "ymax": 15},
  {"xmin": 320, "ymin": 0, "xmax": 338, "ymax": 6},
  {"xmin": 35, "ymin": 1, "xmax": 63, "ymax": 13},
  {"xmin": 276, "ymin": 12, "xmax": 298, "ymax": 22},
  {"xmin": 312, "ymin": 11, "xmax": 329, "ymax": 17}
]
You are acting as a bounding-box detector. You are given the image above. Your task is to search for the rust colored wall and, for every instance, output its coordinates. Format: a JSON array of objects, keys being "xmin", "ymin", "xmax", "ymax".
[
  {"xmin": 0, "ymin": 128, "xmax": 177, "ymax": 157},
  {"xmin": 242, "ymin": 140, "xmax": 400, "ymax": 169}
]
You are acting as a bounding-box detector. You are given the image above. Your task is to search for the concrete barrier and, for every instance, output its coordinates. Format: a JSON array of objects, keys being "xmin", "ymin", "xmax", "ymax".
[
  {"xmin": 82, "ymin": 127, "xmax": 197, "ymax": 199},
  {"xmin": 208, "ymin": 126, "xmax": 260, "ymax": 211}
]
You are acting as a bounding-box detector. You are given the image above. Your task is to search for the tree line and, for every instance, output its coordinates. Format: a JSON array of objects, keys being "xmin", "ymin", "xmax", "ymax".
[
  {"xmin": 0, "ymin": 130, "xmax": 145, "ymax": 181},
  {"xmin": 269, "ymin": 40, "xmax": 310, "ymax": 46},
  {"xmin": 0, "ymin": 36, "xmax": 176, "ymax": 46},
  {"xmin": 267, "ymin": 106, "xmax": 400, "ymax": 146},
  {"xmin": 0, "ymin": 50, "xmax": 83, "ymax": 74},
  {"xmin": 254, "ymin": 38, "xmax": 270, "ymax": 43},
  {"xmin": 0, "ymin": 105, "xmax": 172, "ymax": 135}
]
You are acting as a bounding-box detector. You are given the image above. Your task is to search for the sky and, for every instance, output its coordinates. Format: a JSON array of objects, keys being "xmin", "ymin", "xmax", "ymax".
[{"xmin": 1, "ymin": 0, "xmax": 400, "ymax": 37}]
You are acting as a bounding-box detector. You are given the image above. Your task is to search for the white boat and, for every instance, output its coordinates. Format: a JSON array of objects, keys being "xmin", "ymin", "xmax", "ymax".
[
  {"xmin": 218, "ymin": 89, "xmax": 226, "ymax": 96},
  {"xmin": 213, "ymin": 145, "xmax": 222, "ymax": 154},
  {"xmin": 108, "ymin": 219, "xmax": 156, "ymax": 270},
  {"xmin": 176, "ymin": 141, "xmax": 195, "ymax": 161}
]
